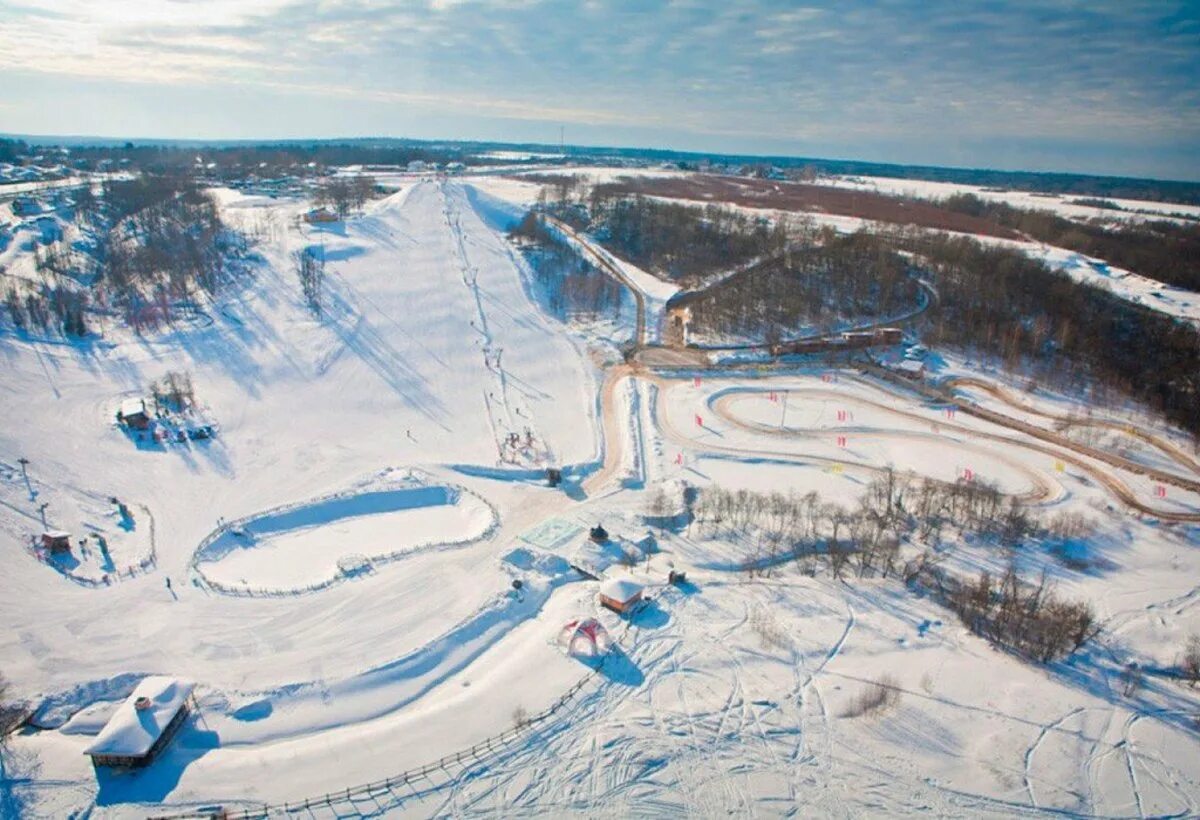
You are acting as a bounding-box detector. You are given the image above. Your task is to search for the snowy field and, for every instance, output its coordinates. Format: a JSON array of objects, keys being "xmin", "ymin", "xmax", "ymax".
[
  {"xmin": 825, "ymin": 174, "xmax": 1200, "ymax": 223},
  {"xmin": 2, "ymin": 172, "xmax": 1199, "ymax": 819}
]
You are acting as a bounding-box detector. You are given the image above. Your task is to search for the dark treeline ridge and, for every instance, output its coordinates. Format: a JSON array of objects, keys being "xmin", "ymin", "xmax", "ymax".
[
  {"xmin": 681, "ymin": 229, "xmax": 918, "ymax": 342},
  {"xmin": 941, "ymin": 193, "xmax": 1200, "ymax": 292},
  {"xmin": 10, "ymin": 132, "xmax": 1200, "ymax": 204},
  {"xmin": 509, "ymin": 212, "xmax": 623, "ymax": 321},
  {"xmin": 1, "ymin": 137, "xmax": 465, "ymax": 180},
  {"xmin": 592, "ymin": 195, "xmax": 788, "ymax": 284},
  {"xmin": 894, "ymin": 227, "xmax": 1200, "ymax": 438},
  {"xmin": 537, "ymin": 184, "xmax": 790, "ymax": 286}
]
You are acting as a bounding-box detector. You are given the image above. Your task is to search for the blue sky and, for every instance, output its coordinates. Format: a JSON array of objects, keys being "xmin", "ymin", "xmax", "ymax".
[{"xmin": 1, "ymin": 0, "xmax": 1197, "ymax": 180}]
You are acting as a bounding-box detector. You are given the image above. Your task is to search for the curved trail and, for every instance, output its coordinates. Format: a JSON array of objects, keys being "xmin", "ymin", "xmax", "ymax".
[
  {"xmin": 867, "ymin": 366, "xmax": 1200, "ymax": 507},
  {"xmin": 946, "ymin": 376, "xmax": 1200, "ymax": 479},
  {"xmin": 709, "ymin": 386, "xmax": 1061, "ymax": 503},
  {"xmin": 582, "ymin": 364, "xmax": 1200, "ymax": 519},
  {"xmin": 708, "ymin": 381, "xmax": 1200, "ymax": 518}
]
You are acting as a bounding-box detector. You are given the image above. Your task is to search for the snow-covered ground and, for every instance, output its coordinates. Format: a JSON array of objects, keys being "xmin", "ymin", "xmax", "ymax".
[
  {"xmin": 2, "ymin": 173, "xmax": 1199, "ymax": 819},
  {"xmin": 826, "ymin": 174, "xmax": 1200, "ymax": 223}
]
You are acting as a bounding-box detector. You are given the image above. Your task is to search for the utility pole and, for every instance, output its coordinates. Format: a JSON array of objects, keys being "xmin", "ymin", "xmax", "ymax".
[
  {"xmin": 18, "ymin": 457, "xmax": 34, "ymax": 500},
  {"xmin": 38, "ymin": 502, "xmax": 49, "ymax": 528},
  {"xmin": 780, "ymin": 392, "xmax": 789, "ymax": 430},
  {"xmin": 560, "ymin": 126, "xmax": 565, "ymax": 155}
]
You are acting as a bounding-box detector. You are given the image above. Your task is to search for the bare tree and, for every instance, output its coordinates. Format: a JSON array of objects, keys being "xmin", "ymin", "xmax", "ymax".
[
  {"xmin": 296, "ymin": 248, "xmax": 325, "ymax": 313},
  {"xmin": 1183, "ymin": 635, "xmax": 1200, "ymax": 687}
]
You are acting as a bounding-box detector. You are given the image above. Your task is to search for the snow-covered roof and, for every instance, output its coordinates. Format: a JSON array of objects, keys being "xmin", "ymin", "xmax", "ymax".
[
  {"xmin": 120, "ymin": 397, "xmax": 147, "ymax": 417},
  {"xmin": 896, "ymin": 360, "xmax": 925, "ymax": 373},
  {"xmin": 83, "ymin": 676, "xmax": 194, "ymax": 758},
  {"xmin": 42, "ymin": 529, "xmax": 70, "ymax": 539},
  {"xmin": 599, "ymin": 577, "xmax": 644, "ymax": 602}
]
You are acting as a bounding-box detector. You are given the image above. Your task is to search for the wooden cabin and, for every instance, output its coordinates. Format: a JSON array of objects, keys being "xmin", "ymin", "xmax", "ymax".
[
  {"xmin": 589, "ymin": 524, "xmax": 609, "ymax": 543},
  {"xmin": 41, "ymin": 530, "xmax": 71, "ymax": 553},
  {"xmin": 84, "ymin": 677, "xmax": 195, "ymax": 769},
  {"xmin": 118, "ymin": 398, "xmax": 150, "ymax": 430},
  {"xmin": 599, "ymin": 577, "xmax": 644, "ymax": 614}
]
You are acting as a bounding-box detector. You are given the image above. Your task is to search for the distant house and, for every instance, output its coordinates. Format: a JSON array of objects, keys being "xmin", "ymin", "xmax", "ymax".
[
  {"xmin": 589, "ymin": 523, "xmax": 609, "ymax": 543},
  {"xmin": 118, "ymin": 397, "xmax": 151, "ymax": 429},
  {"xmin": 599, "ymin": 577, "xmax": 644, "ymax": 614},
  {"xmin": 84, "ymin": 677, "xmax": 195, "ymax": 769},
  {"xmin": 893, "ymin": 359, "xmax": 926, "ymax": 380},
  {"xmin": 41, "ymin": 530, "xmax": 71, "ymax": 553},
  {"xmin": 407, "ymin": 160, "xmax": 428, "ymax": 173},
  {"xmin": 445, "ymin": 162, "xmax": 466, "ymax": 174},
  {"xmin": 303, "ymin": 208, "xmax": 339, "ymax": 224}
]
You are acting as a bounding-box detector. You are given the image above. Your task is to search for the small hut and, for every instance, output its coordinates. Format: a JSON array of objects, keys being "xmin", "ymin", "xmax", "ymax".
[
  {"xmin": 303, "ymin": 207, "xmax": 339, "ymax": 224},
  {"xmin": 41, "ymin": 530, "xmax": 71, "ymax": 553},
  {"xmin": 589, "ymin": 523, "xmax": 609, "ymax": 543},
  {"xmin": 118, "ymin": 398, "xmax": 150, "ymax": 430},
  {"xmin": 84, "ymin": 677, "xmax": 195, "ymax": 769},
  {"xmin": 599, "ymin": 577, "xmax": 644, "ymax": 614}
]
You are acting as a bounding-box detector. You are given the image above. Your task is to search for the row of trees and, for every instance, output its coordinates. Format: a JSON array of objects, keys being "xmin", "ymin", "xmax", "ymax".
[
  {"xmin": 691, "ymin": 471, "xmax": 1095, "ymax": 662},
  {"xmin": 510, "ymin": 212, "xmax": 624, "ymax": 321},
  {"xmin": 590, "ymin": 195, "xmax": 790, "ymax": 285},
  {"xmin": 947, "ymin": 566, "xmax": 1097, "ymax": 663},
  {"xmin": 150, "ymin": 370, "xmax": 196, "ymax": 413},
  {"xmin": 3, "ymin": 285, "xmax": 88, "ymax": 336},
  {"xmin": 694, "ymin": 469, "xmax": 1036, "ymax": 579},
  {"xmin": 295, "ymin": 247, "xmax": 325, "ymax": 313},
  {"xmin": 313, "ymin": 176, "xmax": 378, "ymax": 217},
  {"xmin": 940, "ymin": 193, "xmax": 1200, "ymax": 292}
]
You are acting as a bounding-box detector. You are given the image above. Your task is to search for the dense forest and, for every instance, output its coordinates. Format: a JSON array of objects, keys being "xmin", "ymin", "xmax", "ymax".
[
  {"xmin": 894, "ymin": 227, "xmax": 1200, "ymax": 437},
  {"xmin": 590, "ymin": 195, "xmax": 789, "ymax": 285},
  {"xmin": 940, "ymin": 193, "xmax": 1200, "ymax": 292},
  {"xmin": 680, "ymin": 231, "xmax": 919, "ymax": 343}
]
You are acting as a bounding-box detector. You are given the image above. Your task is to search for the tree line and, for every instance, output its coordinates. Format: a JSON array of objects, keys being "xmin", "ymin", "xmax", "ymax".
[
  {"xmin": 535, "ymin": 185, "xmax": 790, "ymax": 286},
  {"xmin": 887, "ymin": 227, "xmax": 1200, "ymax": 439},
  {"xmin": 940, "ymin": 193, "xmax": 1200, "ymax": 292},
  {"xmin": 313, "ymin": 176, "xmax": 379, "ymax": 217},
  {"xmin": 691, "ymin": 470, "xmax": 1096, "ymax": 663},
  {"xmin": 509, "ymin": 212, "xmax": 624, "ymax": 321},
  {"xmin": 682, "ymin": 228, "xmax": 918, "ymax": 343}
]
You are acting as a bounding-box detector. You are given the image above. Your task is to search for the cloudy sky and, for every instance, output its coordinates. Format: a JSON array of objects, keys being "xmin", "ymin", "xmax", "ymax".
[{"xmin": 1, "ymin": 0, "xmax": 1197, "ymax": 179}]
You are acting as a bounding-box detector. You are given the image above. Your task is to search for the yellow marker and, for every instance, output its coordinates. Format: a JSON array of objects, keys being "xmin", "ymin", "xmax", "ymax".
[
  {"xmin": 829, "ymin": 464, "xmax": 843, "ymax": 474},
  {"xmin": 1054, "ymin": 460, "xmax": 1065, "ymax": 473}
]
